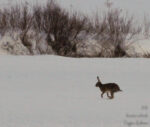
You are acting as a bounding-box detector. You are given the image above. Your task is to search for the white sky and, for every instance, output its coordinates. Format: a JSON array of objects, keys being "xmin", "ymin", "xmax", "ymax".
[{"xmin": 0, "ymin": 0, "xmax": 150, "ymax": 19}]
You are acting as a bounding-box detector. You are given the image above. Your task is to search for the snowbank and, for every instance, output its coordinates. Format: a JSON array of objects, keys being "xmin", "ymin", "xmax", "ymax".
[
  {"xmin": 0, "ymin": 31, "xmax": 30, "ymax": 55},
  {"xmin": 126, "ymin": 39, "xmax": 150, "ymax": 57},
  {"xmin": 0, "ymin": 30, "xmax": 54, "ymax": 55},
  {"xmin": 76, "ymin": 32, "xmax": 102, "ymax": 57}
]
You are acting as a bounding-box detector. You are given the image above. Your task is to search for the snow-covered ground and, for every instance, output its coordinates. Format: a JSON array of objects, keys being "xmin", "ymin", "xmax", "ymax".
[{"xmin": 0, "ymin": 56, "xmax": 149, "ymax": 127}]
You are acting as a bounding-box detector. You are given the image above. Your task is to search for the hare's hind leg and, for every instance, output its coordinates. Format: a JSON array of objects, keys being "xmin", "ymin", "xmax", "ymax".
[
  {"xmin": 109, "ymin": 91, "xmax": 114, "ymax": 99},
  {"xmin": 107, "ymin": 91, "xmax": 111, "ymax": 98}
]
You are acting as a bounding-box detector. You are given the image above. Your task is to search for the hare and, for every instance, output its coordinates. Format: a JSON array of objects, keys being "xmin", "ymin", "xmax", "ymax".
[{"xmin": 95, "ymin": 76, "xmax": 122, "ymax": 99}]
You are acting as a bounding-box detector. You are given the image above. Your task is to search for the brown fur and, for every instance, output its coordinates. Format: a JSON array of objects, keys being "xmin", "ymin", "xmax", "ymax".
[{"xmin": 95, "ymin": 76, "xmax": 122, "ymax": 99}]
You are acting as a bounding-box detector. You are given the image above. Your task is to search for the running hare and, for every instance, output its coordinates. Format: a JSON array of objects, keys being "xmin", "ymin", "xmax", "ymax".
[{"xmin": 95, "ymin": 76, "xmax": 122, "ymax": 99}]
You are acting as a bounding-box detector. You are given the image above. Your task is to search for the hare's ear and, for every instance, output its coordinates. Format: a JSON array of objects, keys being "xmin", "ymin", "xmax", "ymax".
[{"xmin": 97, "ymin": 76, "xmax": 100, "ymax": 82}]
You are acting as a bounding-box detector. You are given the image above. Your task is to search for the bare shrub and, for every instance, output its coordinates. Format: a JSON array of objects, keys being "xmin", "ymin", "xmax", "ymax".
[
  {"xmin": 33, "ymin": 0, "xmax": 87, "ymax": 56},
  {"xmin": 92, "ymin": 0, "xmax": 142, "ymax": 57},
  {"xmin": 0, "ymin": 3, "xmax": 34, "ymax": 52},
  {"xmin": 8, "ymin": 5, "xmax": 21, "ymax": 30},
  {"xmin": 0, "ymin": 3, "xmax": 33, "ymax": 31},
  {"xmin": 33, "ymin": 5, "xmax": 43, "ymax": 32},
  {"xmin": 143, "ymin": 15, "xmax": 150, "ymax": 38},
  {"xmin": 18, "ymin": 4, "xmax": 34, "ymax": 51},
  {"xmin": 0, "ymin": 9, "xmax": 10, "ymax": 34},
  {"xmin": 0, "ymin": 0, "xmax": 88, "ymax": 55}
]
